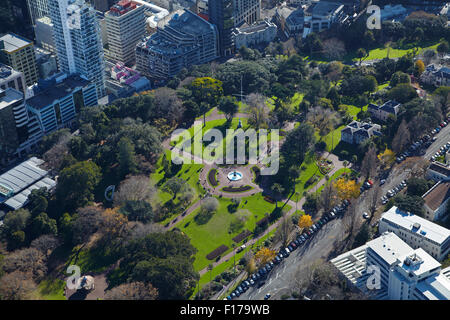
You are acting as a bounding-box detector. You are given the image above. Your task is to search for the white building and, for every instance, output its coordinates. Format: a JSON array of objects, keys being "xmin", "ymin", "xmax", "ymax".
[
  {"xmin": 232, "ymin": 20, "xmax": 277, "ymax": 49},
  {"xmin": 331, "ymin": 232, "xmax": 450, "ymax": 300},
  {"xmin": 379, "ymin": 206, "xmax": 450, "ymax": 261},
  {"xmin": 422, "ymin": 181, "xmax": 450, "ymax": 222},
  {"xmin": 105, "ymin": 0, "xmax": 147, "ymax": 66},
  {"xmin": 49, "ymin": 0, "xmax": 106, "ymax": 98}
]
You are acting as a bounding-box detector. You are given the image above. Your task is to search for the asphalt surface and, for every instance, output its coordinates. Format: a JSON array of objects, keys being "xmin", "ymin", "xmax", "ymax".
[
  {"xmin": 236, "ymin": 163, "xmax": 413, "ymax": 300},
  {"xmin": 424, "ymin": 124, "xmax": 450, "ymax": 160},
  {"xmin": 237, "ymin": 218, "xmax": 343, "ymax": 300}
]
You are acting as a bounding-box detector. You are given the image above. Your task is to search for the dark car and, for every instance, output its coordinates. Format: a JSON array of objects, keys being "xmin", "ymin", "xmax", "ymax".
[
  {"xmin": 231, "ymin": 292, "xmax": 236, "ymax": 298},
  {"xmin": 287, "ymin": 245, "xmax": 294, "ymax": 252},
  {"xmin": 294, "ymin": 239, "xmax": 300, "ymax": 246},
  {"xmin": 257, "ymin": 281, "xmax": 266, "ymax": 288},
  {"xmin": 274, "ymin": 256, "xmax": 281, "ymax": 264},
  {"xmin": 235, "ymin": 291, "xmax": 241, "ymax": 297}
]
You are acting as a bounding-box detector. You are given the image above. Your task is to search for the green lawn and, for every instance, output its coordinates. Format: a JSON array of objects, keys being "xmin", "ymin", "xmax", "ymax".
[
  {"xmin": 176, "ymin": 194, "xmax": 289, "ymax": 271},
  {"xmin": 294, "ymin": 152, "xmax": 325, "ymax": 197},
  {"xmin": 35, "ymin": 279, "xmax": 66, "ymax": 300},
  {"xmin": 151, "ymin": 149, "xmax": 206, "ymax": 226}
]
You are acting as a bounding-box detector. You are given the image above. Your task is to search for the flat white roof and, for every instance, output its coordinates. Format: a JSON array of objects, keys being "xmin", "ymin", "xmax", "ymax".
[
  {"xmin": 416, "ymin": 273, "xmax": 450, "ymax": 300},
  {"xmin": 381, "ymin": 206, "xmax": 450, "ymax": 245},
  {"xmin": 367, "ymin": 231, "xmax": 413, "ymax": 266},
  {"xmin": 398, "ymin": 248, "xmax": 441, "ymax": 277}
]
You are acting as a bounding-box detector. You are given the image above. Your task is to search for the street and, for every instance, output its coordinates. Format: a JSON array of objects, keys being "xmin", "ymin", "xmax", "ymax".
[{"xmin": 424, "ymin": 124, "xmax": 450, "ymax": 160}]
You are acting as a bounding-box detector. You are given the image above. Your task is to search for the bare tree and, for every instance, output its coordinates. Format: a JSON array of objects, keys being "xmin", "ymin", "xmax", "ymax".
[
  {"xmin": 360, "ymin": 146, "xmax": 377, "ymax": 180},
  {"xmin": 113, "ymin": 175, "xmax": 156, "ymax": 207},
  {"xmin": 43, "ymin": 133, "xmax": 71, "ymax": 173},
  {"xmin": 2, "ymin": 248, "xmax": 47, "ymax": 281},
  {"xmin": 0, "ymin": 271, "xmax": 37, "ymax": 300},
  {"xmin": 104, "ymin": 282, "xmax": 158, "ymax": 300},
  {"xmin": 322, "ymin": 38, "xmax": 347, "ymax": 61},
  {"xmin": 274, "ymin": 214, "xmax": 294, "ymax": 248},
  {"xmin": 392, "ymin": 119, "xmax": 411, "ymax": 153},
  {"xmin": 245, "ymin": 93, "xmax": 270, "ymax": 129},
  {"xmin": 30, "ymin": 235, "xmax": 61, "ymax": 257},
  {"xmin": 367, "ymin": 185, "xmax": 382, "ymax": 220},
  {"xmin": 307, "ymin": 107, "xmax": 338, "ymax": 139},
  {"xmin": 319, "ymin": 182, "xmax": 339, "ymax": 214}
]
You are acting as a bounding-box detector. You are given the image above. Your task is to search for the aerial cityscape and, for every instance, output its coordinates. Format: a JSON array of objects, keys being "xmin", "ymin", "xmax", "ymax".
[{"xmin": 0, "ymin": 0, "xmax": 449, "ymax": 304}]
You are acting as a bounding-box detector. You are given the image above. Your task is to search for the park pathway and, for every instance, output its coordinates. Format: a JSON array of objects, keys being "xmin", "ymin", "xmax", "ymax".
[{"xmin": 159, "ymin": 110, "xmax": 346, "ymax": 277}]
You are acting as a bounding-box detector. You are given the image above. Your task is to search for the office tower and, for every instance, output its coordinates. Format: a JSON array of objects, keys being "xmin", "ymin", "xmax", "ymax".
[
  {"xmin": 26, "ymin": 0, "xmax": 50, "ymax": 25},
  {"xmin": 48, "ymin": 0, "xmax": 106, "ymax": 98},
  {"xmin": 105, "ymin": 0, "xmax": 146, "ymax": 66},
  {"xmin": 0, "ymin": 33, "xmax": 39, "ymax": 86},
  {"xmin": 209, "ymin": 0, "xmax": 261, "ymax": 56},
  {"xmin": 135, "ymin": 9, "xmax": 218, "ymax": 81},
  {"xmin": 35, "ymin": 16, "xmax": 56, "ymax": 53},
  {"xmin": 208, "ymin": 0, "xmax": 234, "ymax": 56},
  {"xmin": 0, "ymin": 88, "xmax": 29, "ymax": 165}
]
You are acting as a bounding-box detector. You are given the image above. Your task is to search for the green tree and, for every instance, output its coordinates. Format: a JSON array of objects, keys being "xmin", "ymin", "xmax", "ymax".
[
  {"xmin": 30, "ymin": 213, "xmax": 57, "ymax": 239},
  {"xmin": 356, "ymin": 48, "xmax": 367, "ymax": 65},
  {"xmin": 117, "ymin": 137, "xmax": 137, "ymax": 177},
  {"xmin": 162, "ymin": 177, "xmax": 187, "ymax": 200},
  {"xmin": 271, "ymin": 183, "xmax": 285, "ymax": 208},
  {"xmin": 55, "ymin": 161, "xmax": 102, "ymax": 212},
  {"xmin": 218, "ymin": 96, "xmax": 239, "ymax": 122},
  {"xmin": 437, "ymin": 41, "xmax": 449, "ymax": 56}
]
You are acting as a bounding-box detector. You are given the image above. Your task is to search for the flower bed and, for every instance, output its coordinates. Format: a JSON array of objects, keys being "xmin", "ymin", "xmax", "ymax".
[
  {"xmin": 206, "ymin": 244, "xmax": 229, "ymax": 260},
  {"xmin": 221, "ymin": 185, "xmax": 252, "ymax": 193},
  {"xmin": 317, "ymin": 158, "xmax": 333, "ymax": 175},
  {"xmin": 232, "ymin": 230, "xmax": 252, "ymax": 243},
  {"xmin": 208, "ymin": 168, "xmax": 219, "ymax": 187}
]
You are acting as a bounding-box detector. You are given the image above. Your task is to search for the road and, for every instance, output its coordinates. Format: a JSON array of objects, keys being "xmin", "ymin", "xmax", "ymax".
[
  {"xmin": 236, "ymin": 160, "xmax": 413, "ymax": 300},
  {"xmin": 424, "ymin": 124, "xmax": 450, "ymax": 160},
  {"xmin": 238, "ymin": 218, "xmax": 344, "ymax": 300}
]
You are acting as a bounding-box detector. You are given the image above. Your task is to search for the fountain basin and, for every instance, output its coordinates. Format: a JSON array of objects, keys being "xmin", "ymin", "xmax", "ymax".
[{"xmin": 227, "ymin": 171, "xmax": 243, "ymax": 181}]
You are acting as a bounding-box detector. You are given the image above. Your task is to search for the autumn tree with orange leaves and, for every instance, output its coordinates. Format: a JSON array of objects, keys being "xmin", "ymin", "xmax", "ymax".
[
  {"xmin": 333, "ymin": 178, "xmax": 360, "ymax": 201},
  {"xmin": 254, "ymin": 247, "xmax": 277, "ymax": 267}
]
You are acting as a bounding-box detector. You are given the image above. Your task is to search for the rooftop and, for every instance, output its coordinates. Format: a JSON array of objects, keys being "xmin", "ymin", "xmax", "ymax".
[
  {"xmin": 398, "ymin": 249, "xmax": 441, "ymax": 278},
  {"xmin": 306, "ymin": 1, "xmax": 344, "ymax": 16},
  {"xmin": 367, "ymin": 231, "xmax": 413, "ymax": 266},
  {"xmin": 422, "ymin": 181, "xmax": 450, "ymax": 211},
  {"xmin": 0, "ymin": 33, "xmax": 33, "ymax": 53},
  {"xmin": 27, "ymin": 74, "xmax": 91, "ymax": 110},
  {"xmin": 0, "ymin": 157, "xmax": 47, "ymax": 202},
  {"xmin": 381, "ymin": 206, "xmax": 450, "ymax": 245},
  {"xmin": 0, "ymin": 87, "xmax": 23, "ymax": 111},
  {"xmin": 428, "ymin": 161, "xmax": 450, "ymax": 177}
]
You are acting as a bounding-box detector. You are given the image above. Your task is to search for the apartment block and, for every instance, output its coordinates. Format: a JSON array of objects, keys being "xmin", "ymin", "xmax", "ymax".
[
  {"xmin": 0, "ymin": 33, "xmax": 39, "ymax": 86},
  {"xmin": 105, "ymin": 0, "xmax": 146, "ymax": 66},
  {"xmin": 49, "ymin": 0, "xmax": 106, "ymax": 98},
  {"xmin": 136, "ymin": 9, "xmax": 218, "ymax": 81},
  {"xmin": 26, "ymin": 74, "xmax": 98, "ymax": 134},
  {"xmin": 0, "ymin": 88, "xmax": 29, "ymax": 165}
]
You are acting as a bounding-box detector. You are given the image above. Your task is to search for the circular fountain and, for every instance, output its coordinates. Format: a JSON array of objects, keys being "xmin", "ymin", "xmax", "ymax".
[{"xmin": 227, "ymin": 170, "xmax": 243, "ymax": 181}]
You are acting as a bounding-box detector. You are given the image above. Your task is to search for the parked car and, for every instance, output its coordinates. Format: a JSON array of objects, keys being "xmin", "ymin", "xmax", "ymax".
[
  {"xmin": 257, "ymin": 281, "xmax": 266, "ymax": 289},
  {"xmin": 362, "ymin": 212, "xmax": 369, "ymax": 219},
  {"xmin": 264, "ymin": 293, "xmax": 271, "ymax": 300}
]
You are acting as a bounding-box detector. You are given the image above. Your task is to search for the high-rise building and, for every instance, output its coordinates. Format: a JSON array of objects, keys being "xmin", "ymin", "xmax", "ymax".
[
  {"xmin": 105, "ymin": 0, "xmax": 146, "ymax": 66},
  {"xmin": 48, "ymin": 0, "xmax": 106, "ymax": 98},
  {"xmin": 135, "ymin": 9, "xmax": 218, "ymax": 81},
  {"xmin": 0, "ymin": 33, "xmax": 39, "ymax": 86},
  {"xmin": 35, "ymin": 16, "xmax": 56, "ymax": 53},
  {"xmin": 209, "ymin": 0, "xmax": 261, "ymax": 56},
  {"xmin": 0, "ymin": 88, "xmax": 29, "ymax": 165},
  {"xmin": 26, "ymin": 0, "xmax": 50, "ymax": 25}
]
